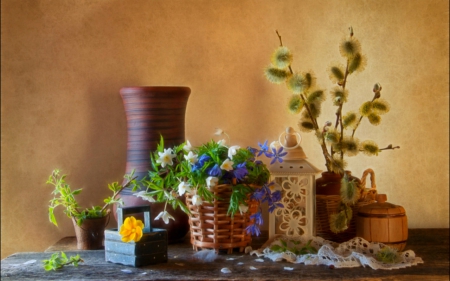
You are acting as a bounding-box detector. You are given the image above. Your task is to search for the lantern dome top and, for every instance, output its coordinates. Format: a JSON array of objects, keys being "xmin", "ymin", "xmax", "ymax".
[
  {"xmin": 269, "ymin": 127, "xmax": 322, "ymax": 174},
  {"xmin": 279, "ymin": 127, "xmax": 307, "ymax": 160}
]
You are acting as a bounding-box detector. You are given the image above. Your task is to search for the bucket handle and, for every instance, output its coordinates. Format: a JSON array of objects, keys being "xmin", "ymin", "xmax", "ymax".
[
  {"xmin": 359, "ymin": 168, "xmax": 377, "ymax": 201},
  {"xmin": 117, "ymin": 205, "xmax": 151, "ymax": 233}
]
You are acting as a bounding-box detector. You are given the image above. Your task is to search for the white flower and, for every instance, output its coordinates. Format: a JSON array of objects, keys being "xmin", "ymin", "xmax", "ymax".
[
  {"xmin": 228, "ymin": 145, "xmax": 240, "ymax": 159},
  {"xmin": 156, "ymin": 148, "xmax": 176, "ymax": 168},
  {"xmin": 183, "ymin": 140, "xmax": 192, "ymax": 152},
  {"xmin": 217, "ymin": 139, "xmax": 227, "ymax": 147},
  {"xmin": 192, "ymin": 195, "xmax": 203, "ymax": 206},
  {"xmin": 135, "ymin": 191, "xmax": 156, "ymax": 202},
  {"xmin": 206, "ymin": 176, "xmax": 219, "ymax": 189},
  {"xmin": 270, "ymin": 141, "xmax": 279, "ymax": 150},
  {"xmin": 214, "ymin": 128, "xmax": 224, "ymax": 136},
  {"xmin": 155, "ymin": 211, "xmax": 175, "ymax": 224},
  {"xmin": 239, "ymin": 204, "xmax": 249, "ymax": 215},
  {"xmin": 178, "ymin": 181, "xmax": 191, "ymax": 196},
  {"xmin": 220, "ymin": 158, "xmax": 234, "ymax": 171},
  {"xmin": 183, "ymin": 151, "xmax": 198, "ymax": 164}
]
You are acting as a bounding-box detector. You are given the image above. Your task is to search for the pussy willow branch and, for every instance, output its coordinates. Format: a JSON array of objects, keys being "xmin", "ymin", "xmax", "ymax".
[
  {"xmin": 378, "ymin": 145, "xmax": 400, "ymax": 151},
  {"xmin": 351, "ymin": 92, "xmax": 379, "ymax": 138},
  {"xmin": 276, "ymin": 30, "xmax": 337, "ymax": 173}
]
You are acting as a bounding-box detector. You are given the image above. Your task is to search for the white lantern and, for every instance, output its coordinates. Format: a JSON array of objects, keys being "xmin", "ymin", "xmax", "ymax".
[{"xmin": 268, "ymin": 127, "xmax": 321, "ymax": 239}]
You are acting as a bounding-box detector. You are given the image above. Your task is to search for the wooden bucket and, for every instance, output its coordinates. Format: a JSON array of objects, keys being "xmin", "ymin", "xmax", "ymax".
[{"xmin": 356, "ymin": 194, "xmax": 408, "ymax": 251}]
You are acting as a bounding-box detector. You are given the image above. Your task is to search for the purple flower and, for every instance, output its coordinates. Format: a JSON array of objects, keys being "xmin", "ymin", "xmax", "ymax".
[
  {"xmin": 245, "ymin": 223, "xmax": 261, "ymax": 236},
  {"xmin": 251, "ymin": 188, "xmax": 265, "ymax": 201},
  {"xmin": 247, "ymin": 146, "xmax": 258, "ymax": 156},
  {"xmin": 271, "ymin": 190, "xmax": 282, "ymax": 202},
  {"xmin": 268, "ymin": 202, "xmax": 284, "ymax": 213},
  {"xmin": 270, "ymin": 147, "xmax": 287, "ymax": 164},
  {"xmin": 207, "ymin": 164, "xmax": 222, "ymax": 177},
  {"xmin": 250, "ymin": 211, "xmax": 263, "ymax": 226},
  {"xmin": 233, "ymin": 163, "xmax": 248, "ymax": 181}
]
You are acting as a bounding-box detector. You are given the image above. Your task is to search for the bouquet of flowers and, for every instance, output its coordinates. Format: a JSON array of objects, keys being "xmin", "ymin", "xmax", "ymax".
[{"xmin": 134, "ymin": 132, "xmax": 285, "ymax": 236}]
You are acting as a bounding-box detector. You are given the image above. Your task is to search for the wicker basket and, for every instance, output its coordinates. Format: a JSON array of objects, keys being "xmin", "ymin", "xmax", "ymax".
[
  {"xmin": 185, "ymin": 184, "xmax": 259, "ymax": 254},
  {"xmin": 315, "ymin": 169, "xmax": 377, "ymax": 243}
]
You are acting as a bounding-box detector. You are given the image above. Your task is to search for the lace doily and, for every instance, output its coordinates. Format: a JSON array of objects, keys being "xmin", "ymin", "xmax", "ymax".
[{"xmin": 251, "ymin": 235, "xmax": 423, "ymax": 270}]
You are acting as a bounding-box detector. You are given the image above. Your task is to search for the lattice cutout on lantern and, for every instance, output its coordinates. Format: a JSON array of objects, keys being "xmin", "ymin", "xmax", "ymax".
[{"xmin": 271, "ymin": 175, "xmax": 313, "ymax": 237}]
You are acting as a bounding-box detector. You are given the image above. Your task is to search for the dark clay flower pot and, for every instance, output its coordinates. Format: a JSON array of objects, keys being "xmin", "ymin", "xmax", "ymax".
[
  {"xmin": 315, "ymin": 171, "xmax": 361, "ymax": 195},
  {"xmin": 72, "ymin": 215, "xmax": 109, "ymax": 250}
]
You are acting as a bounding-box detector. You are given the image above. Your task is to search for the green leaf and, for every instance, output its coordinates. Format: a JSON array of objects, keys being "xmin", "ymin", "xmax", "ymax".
[
  {"xmin": 60, "ymin": 251, "xmax": 67, "ymax": 260},
  {"xmin": 270, "ymin": 244, "xmax": 283, "ymax": 252}
]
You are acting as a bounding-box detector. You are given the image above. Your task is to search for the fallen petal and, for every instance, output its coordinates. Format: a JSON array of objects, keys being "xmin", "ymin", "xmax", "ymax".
[
  {"xmin": 249, "ymin": 266, "xmax": 258, "ymax": 270},
  {"xmin": 221, "ymin": 267, "xmax": 231, "ymax": 273},
  {"xmin": 226, "ymin": 258, "xmax": 235, "ymax": 261},
  {"xmin": 255, "ymin": 258, "xmax": 264, "ymax": 262},
  {"xmin": 121, "ymin": 269, "xmax": 133, "ymax": 273},
  {"xmin": 237, "ymin": 262, "xmax": 244, "ymax": 265},
  {"xmin": 284, "ymin": 267, "xmax": 294, "ymax": 271}
]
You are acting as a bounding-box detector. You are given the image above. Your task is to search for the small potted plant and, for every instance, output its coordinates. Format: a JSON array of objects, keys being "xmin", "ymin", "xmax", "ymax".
[
  {"xmin": 263, "ymin": 27, "xmax": 400, "ymax": 239},
  {"xmin": 46, "ymin": 169, "xmax": 137, "ymax": 250},
  {"xmin": 134, "ymin": 133, "xmax": 285, "ymax": 253}
]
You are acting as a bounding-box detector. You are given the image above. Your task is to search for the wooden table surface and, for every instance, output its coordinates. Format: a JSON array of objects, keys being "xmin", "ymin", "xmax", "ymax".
[{"xmin": 1, "ymin": 229, "xmax": 449, "ymax": 281}]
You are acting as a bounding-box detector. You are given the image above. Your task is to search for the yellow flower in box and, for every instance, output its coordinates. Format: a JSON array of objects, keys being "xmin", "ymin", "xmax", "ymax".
[{"xmin": 119, "ymin": 216, "xmax": 144, "ymax": 243}]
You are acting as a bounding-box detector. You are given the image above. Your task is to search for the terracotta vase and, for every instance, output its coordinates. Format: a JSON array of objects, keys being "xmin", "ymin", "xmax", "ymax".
[
  {"xmin": 118, "ymin": 86, "xmax": 190, "ymax": 243},
  {"xmin": 72, "ymin": 215, "xmax": 109, "ymax": 250}
]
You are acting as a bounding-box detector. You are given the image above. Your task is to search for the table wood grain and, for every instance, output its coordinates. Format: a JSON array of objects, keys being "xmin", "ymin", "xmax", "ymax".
[{"xmin": 1, "ymin": 229, "xmax": 448, "ymax": 280}]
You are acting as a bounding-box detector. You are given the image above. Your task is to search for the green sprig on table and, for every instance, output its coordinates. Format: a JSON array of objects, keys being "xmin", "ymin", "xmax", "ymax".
[{"xmin": 42, "ymin": 251, "xmax": 83, "ymax": 271}]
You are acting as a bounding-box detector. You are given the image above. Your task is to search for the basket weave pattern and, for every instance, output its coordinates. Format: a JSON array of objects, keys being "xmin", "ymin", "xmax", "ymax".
[
  {"xmin": 315, "ymin": 169, "xmax": 377, "ymax": 243},
  {"xmin": 185, "ymin": 184, "xmax": 258, "ymax": 254}
]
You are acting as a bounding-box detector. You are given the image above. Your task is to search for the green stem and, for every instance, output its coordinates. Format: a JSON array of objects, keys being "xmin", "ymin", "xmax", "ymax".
[{"xmin": 100, "ymin": 176, "xmax": 137, "ymax": 213}]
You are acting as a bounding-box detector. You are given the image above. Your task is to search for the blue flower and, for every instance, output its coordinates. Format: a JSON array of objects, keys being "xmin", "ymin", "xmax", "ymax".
[
  {"xmin": 257, "ymin": 140, "xmax": 273, "ymax": 157},
  {"xmin": 191, "ymin": 154, "xmax": 211, "ymax": 172},
  {"xmin": 233, "ymin": 163, "xmax": 248, "ymax": 181},
  {"xmin": 198, "ymin": 154, "xmax": 211, "ymax": 166},
  {"xmin": 207, "ymin": 164, "xmax": 222, "ymax": 177},
  {"xmin": 270, "ymin": 147, "xmax": 288, "ymax": 164}
]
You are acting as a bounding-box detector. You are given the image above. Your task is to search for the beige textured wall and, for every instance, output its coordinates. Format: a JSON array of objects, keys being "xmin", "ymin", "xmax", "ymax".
[{"xmin": 1, "ymin": 0, "xmax": 448, "ymax": 259}]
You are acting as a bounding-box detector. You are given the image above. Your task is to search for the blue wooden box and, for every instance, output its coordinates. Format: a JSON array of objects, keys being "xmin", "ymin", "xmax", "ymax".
[{"xmin": 104, "ymin": 205, "xmax": 168, "ymax": 267}]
